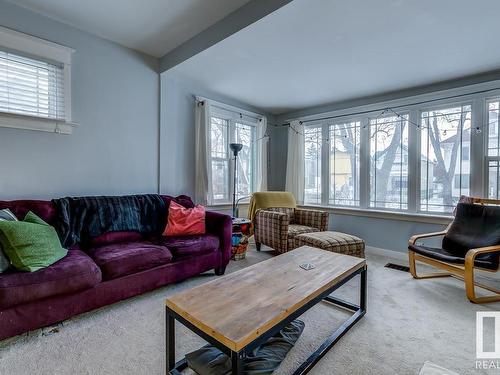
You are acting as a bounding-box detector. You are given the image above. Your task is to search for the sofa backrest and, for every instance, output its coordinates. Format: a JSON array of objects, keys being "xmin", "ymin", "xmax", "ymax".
[
  {"xmin": 0, "ymin": 200, "xmax": 56, "ymax": 224},
  {"xmin": 0, "ymin": 194, "xmax": 195, "ymax": 248},
  {"xmin": 161, "ymin": 195, "xmax": 194, "ymax": 209}
]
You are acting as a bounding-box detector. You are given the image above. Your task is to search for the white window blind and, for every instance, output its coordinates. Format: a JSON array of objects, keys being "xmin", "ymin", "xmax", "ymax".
[
  {"xmin": 0, "ymin": 50, "xmax": 65, "ymax": 121},
  {"xmin": 0, "ymin": 26, "xmax": 73, "ymax": 134}
]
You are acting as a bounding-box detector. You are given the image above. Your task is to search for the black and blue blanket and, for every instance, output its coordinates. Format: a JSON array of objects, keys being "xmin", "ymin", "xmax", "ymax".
[{"xmin": 52, "ymin": 194, "xmax": 167, "ymax": 248}]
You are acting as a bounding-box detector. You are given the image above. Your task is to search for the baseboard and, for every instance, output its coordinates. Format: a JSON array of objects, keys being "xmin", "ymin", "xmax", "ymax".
[
  {"xmin": 365, "ymin": 246, "xmax": 408, "ymax": 262},
  {"xmin": 366, "ymin": 246, "xmax": 500, "ymax": 281}
]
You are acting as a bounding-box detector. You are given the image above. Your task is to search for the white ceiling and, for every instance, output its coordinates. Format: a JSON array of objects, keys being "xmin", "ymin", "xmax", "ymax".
[
  {"xmin": 170, "ymin": 0, "xmax": 500, "ymax": 115},
  {"xmin": 9, "ymin": 0, "xmax": 251, "ymax": 57}
]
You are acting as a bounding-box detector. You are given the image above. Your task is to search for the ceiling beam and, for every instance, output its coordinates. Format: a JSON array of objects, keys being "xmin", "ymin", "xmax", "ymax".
[{"xmin": 159, "ymin": 0, "xmax": 293, "ymax": 73}]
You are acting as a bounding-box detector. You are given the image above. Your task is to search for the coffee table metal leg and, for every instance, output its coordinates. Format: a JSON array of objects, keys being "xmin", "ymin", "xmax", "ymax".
[
  {"xmin": 360, "ymin": 265, "xmax": 367, "ymax": 310},
  {"xmin": 292, "ymin": 266, "xmax": 367, "ymax": 375},
  {"xmin": 231, "ymin": 351, "xmax": 243, "ymax": 375},
  {"xmin": 166, "ymin": 307, "xmax": 175, "ymax": 374}
]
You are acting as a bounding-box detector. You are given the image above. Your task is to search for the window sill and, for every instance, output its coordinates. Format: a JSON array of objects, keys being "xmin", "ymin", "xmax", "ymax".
[
  {"xmin": 0, "ymin": 113, "xmax": 76, "ymax": 135},
  {"xmin": 299, "ymin": 204, "xmax": 453, "ymax": 225}
]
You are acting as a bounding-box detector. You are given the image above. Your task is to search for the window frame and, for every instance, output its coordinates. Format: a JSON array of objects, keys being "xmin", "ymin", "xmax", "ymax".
[
  {"xmin": 485, "ymin": 97, "xmax": 500, "ymax": 199},
  {"xmin": 0, "ymin": 26, "xmax": 74, "ymax": 134},
  {"xmin": 297, "ymin": 84, "xmax": 500, "ymax": 218},
  {"xmin": 327, "ymin": 119, "xmax": 362, "ymax": 208},
  {"xmin": 417, "ymin": 101, "xmax": 473, "ymax": 213},
  {"xmin": 209, "ymin": 105, "xmax": 259, "ymax": 205},
  {"xmin": 368, "ymin": 112, "xmax": 410, "ymax": 212}
]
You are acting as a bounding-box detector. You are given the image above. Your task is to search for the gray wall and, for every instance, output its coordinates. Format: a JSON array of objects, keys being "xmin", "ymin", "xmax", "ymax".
[
  {"xmin": 160, "ymin": 72, "xmax": 277, "ymax": 198},
  {"xmin": 0, "ymin": 0, "xmax": 160, "ymax": 200},
  {"xmin": 329, "ymin": 214, "xmax": 446, "ymax": 252}
]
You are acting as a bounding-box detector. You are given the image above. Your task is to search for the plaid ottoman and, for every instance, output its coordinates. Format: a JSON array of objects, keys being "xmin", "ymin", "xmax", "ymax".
[{"xmin": 294, "ymin": 231, "xmax": 365, "ymax": 258}]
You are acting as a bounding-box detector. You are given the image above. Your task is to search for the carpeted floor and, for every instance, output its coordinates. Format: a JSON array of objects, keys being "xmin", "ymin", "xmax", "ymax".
[{"xmin": 0, "ymin": 245, "xmax": 499, "ymax": 375}]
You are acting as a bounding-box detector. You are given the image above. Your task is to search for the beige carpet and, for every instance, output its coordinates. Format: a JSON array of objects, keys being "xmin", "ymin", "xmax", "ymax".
[{"xmin": 0, "ymin": 245, "xmax": 499, "ymax": 375}]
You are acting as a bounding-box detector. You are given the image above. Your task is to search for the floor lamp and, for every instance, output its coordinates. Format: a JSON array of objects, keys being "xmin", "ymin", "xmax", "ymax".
[{"xmin": 229, "ymin": 143, "xmax": 243, "ymax": 218}]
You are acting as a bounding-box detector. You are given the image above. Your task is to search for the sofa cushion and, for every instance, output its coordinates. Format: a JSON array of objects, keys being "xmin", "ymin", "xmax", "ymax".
[
  {"xmin": 89, "ymin": 241, "xmax": 173, "ymax": 280},
  {"xmin": 0, "ymin": 249, "xmax": 101, "ymax": 309},
  {"xmin": 154, "ymin": 234, "xmax": 219, "ymax": 257},
  {"xmin": 89, "ymin": 231, "xmax": 143, "ymax": 247}
]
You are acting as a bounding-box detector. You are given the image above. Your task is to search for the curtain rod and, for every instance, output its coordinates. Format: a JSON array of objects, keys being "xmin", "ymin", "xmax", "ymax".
[{"xmin": 279, "ymin": 86, "xmax": 500, "ymax": 126}]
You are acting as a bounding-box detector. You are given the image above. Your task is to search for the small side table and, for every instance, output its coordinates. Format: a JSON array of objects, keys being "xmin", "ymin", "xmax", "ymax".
[{"xmin": 231, "ymin": 218, "xmax": 252, "ymax": 260}]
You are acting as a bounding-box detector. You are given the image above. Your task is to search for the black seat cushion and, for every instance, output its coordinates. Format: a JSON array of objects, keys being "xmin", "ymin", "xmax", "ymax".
[
  {"xmin": 440, "ymin": 203, "xmax": 500, "ymax": 267},
  {"xmin": 409, "ymin": 244, "xmax": 499, "ymax": 270}
]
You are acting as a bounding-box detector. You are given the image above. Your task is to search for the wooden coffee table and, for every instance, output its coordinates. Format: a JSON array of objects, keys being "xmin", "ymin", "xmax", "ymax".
[{"xmin": 165, "ymin": 246, "xmax": 367, "ymax": 375}]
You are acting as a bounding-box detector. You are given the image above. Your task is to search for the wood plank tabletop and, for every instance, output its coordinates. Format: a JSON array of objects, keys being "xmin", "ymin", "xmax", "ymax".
[{"xmin": 165, "ymin": 246, "xmax": 366, "ymax": 351}]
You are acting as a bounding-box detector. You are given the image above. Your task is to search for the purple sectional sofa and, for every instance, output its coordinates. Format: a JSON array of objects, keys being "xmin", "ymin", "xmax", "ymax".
[{"xmin": 0, "ymin": 195, "xmax": 232, "ymax": 341}]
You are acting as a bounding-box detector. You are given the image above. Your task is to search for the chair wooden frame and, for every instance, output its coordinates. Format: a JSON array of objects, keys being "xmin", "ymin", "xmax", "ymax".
[{"xmin": 408, "ymin": 198, "xmax": 500, "ymax": 304}]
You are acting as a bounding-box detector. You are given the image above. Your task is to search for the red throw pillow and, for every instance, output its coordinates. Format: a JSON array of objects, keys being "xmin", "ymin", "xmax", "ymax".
[{"xmin": 163, "ymin": 201, "xmax": 205, "ymax": 236}]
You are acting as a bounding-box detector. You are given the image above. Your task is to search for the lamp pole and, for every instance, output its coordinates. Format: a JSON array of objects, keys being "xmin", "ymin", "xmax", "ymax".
[{"xmin": 229, "ymin": 143, "xmax": 243, "ymax": 218}]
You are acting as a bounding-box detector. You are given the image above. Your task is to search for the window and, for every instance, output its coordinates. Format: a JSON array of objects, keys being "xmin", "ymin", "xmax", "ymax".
[
  {"xmin": 304, "ymin": 126, "xmax": 322, "ymax": 205},
  {"xmin": 370, "ymin": 114, "xmax": 409, "ymax": 210},
  {"xmin": 0, "ymin": 26, "xmax": 73, "ymax": 134},
  {"xmin": 329, "ymin": 121, "xmax": 360, "ymax": 206},
  {"xmin": 0, "ymin": 50, "xmax": 65, "ymax": 120},
  {"xmin": 210, "ymin": 116, "xmax": 229, "ymax": 202},
  {"xmin": 487, "ymin": 100, "xmax": 500, "ymax": 199},
  {"xmin": 209, "ymin": 106, "xmax": 258, "ymax": 204},
  {"xmin": 454, "ymin": 174, "xmax": 470, "ymax": 189},
  {"xmin": 297, "ymin": 87, "xmax": 500, "ymax": 216},
  {"xmin": 420, "ymin": 105, "xmax": 471, "ymax": 213},
  {"xmin": 235, "ymin": 122, "xmax": 256, "ymax": 198}
]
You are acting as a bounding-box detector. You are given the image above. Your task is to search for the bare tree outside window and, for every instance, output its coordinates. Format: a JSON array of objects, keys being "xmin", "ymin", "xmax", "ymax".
[
  {"xmin": 420, "ymin": 105, "xmax": 471, "ymax": 213},
  {"xmin": 370, "ymin": 115, "xmax": 409, "ymax": 210}
]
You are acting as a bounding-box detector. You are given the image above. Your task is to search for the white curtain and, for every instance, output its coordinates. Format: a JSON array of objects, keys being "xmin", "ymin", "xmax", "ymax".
[
  {"xmin": 194, "ymin": 100, "xmax": 212, "ymax": 205},
  {"xmin": 256, "ymin": 116, "xmax": 268, "ymax": 192},
  {"xmin": 285, "ymin": 120, "xmax": 305, "ymax": 204}
]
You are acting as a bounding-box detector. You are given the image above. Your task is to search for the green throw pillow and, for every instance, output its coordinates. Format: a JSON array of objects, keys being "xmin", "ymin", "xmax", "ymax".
[
  {"xmin": 0, "ymin": 211, "xmax": 68, "ymax": 272},
  {"xmin": 0, "ymin": 208, "xmax": 18, "ymax": 272}
]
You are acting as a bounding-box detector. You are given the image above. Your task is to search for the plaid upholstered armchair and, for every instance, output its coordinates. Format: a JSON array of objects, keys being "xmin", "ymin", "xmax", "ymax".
[{"xmin": 250, "ymin": 192, "xmax": 329, "ymax": 253}]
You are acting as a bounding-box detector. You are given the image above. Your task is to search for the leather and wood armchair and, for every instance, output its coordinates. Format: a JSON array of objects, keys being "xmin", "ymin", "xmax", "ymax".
[
  {"xmin": 408, "ymin": 198, "xmax": 500, "ymax": 304},
  {"xmin": 250, "ymin": 192, "xmax": 329, "ymax": 254}
]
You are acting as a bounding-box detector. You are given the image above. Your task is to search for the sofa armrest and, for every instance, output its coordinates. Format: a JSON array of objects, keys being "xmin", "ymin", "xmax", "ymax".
[
  {"xmin": 294, "ymin": 208, "xmax": 329, "ymax": 231},
  {"xmin": 254, "ymin": 210, "xmax": 290, "ymax": 253},
  {"xmin": 205, "ymin": 211, "xmax": 233, "ymax": 267}
]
